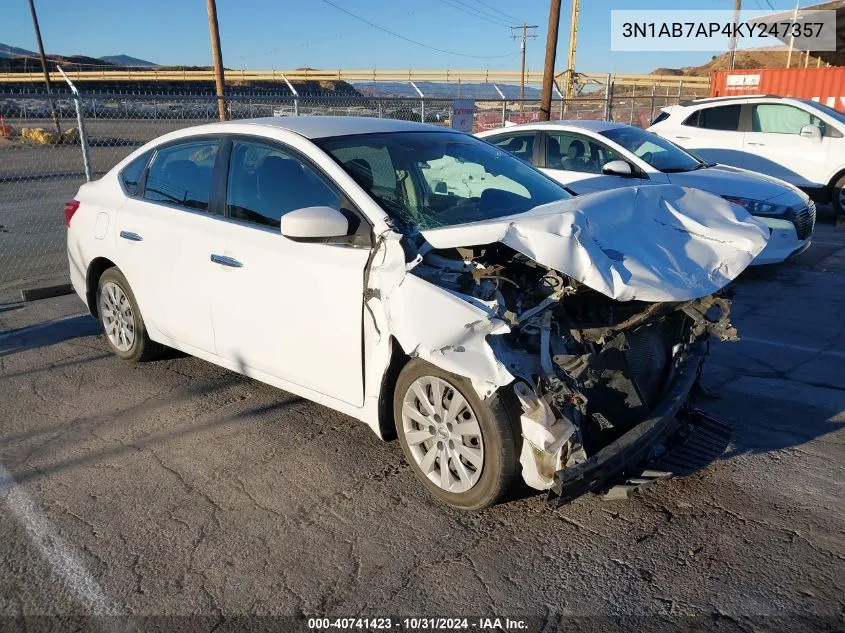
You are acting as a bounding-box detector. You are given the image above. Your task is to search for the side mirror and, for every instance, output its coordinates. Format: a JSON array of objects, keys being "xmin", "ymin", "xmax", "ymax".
[
  {"xmin": 799, "ymin": 124, "xmax": 823, "ymax": 142},
  {"xmin": 280, "ymin": 206, "xmax": 348, "ymax": 241},
  {"xmin": 602, "ymin": 160, "xmax": 634, "ymax": 177}
]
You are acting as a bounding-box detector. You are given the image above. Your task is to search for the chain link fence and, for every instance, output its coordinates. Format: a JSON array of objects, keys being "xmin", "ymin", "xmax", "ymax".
[{"xmin": 0, "ymin": 84, "xmax": 705, "ymax": 303}]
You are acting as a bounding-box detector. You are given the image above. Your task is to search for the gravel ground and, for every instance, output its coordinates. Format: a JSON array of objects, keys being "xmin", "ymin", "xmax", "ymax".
[{"xmin": 0, "ymin": 219, "xmax": 843, "ymax": 632}]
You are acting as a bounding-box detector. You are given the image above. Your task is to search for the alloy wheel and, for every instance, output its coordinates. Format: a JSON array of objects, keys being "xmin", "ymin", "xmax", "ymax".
[
  {"xmin": 401, "ymin": 376, "xmax": 484, "ymax": 493},
  {"xmin": 98, "ymin": 281, "xmax": 135, "ymax": 352}
]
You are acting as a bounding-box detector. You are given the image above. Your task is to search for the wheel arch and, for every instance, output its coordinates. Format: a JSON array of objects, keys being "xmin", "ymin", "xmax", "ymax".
[
  {"xmin": 828, "ymin": 166, "xmax": 845, "ymax": 191},
  {"xmin": 376, "ymin": 336, "xmax": 409, "ymax": 442},
  {"xmin": 85, "ymin": 257, "xmax": 117, "ymax": 317}
]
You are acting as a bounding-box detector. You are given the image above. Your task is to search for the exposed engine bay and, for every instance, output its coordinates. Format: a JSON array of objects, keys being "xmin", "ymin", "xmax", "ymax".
[{"xmin": 410, "ymin": 241, "xmax": 738, "ymax": 491}]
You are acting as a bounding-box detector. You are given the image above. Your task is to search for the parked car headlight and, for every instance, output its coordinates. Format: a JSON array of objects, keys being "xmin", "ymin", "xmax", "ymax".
[{"xmin": 722, "ymin": 196, "xmax": 789, "ymax": 218}]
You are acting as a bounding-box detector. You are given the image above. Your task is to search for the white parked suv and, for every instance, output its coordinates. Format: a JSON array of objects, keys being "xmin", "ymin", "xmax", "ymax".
[
  {"xmin": 477, "ymin": 120, "xmax": 815, "ymax": 265},
  {"xmin": 649, "ymin": 95, "xmax": 845, "ymax": 212}
]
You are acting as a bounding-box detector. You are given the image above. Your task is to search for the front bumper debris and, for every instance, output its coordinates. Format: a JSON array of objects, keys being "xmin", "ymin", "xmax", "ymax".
[{"xmin": 547, "ymin": 345, "xmax": 732, "ymax": 506}]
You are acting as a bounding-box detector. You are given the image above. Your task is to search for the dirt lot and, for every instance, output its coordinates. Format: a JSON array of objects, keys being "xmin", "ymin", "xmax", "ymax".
[{"xmin": 0, "ymin": 217, "xmax": 843, "ymax": 632}]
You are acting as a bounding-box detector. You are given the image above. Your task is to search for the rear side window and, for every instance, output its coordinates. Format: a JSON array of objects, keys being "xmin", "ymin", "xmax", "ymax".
[
  {"xmin": 684, "ymin": 105, "xmax": 741, "ymax": 131},
  {"xmin": 651, "ymin": 111, "xmax": 670, "ymax": 125},
  {"xmin": 120, "ymin": 150, "xmax": 152, "ymax": 196},
  {"xmin": 487, "ymin": 132, "xmax": 536, "ymax": 163},
  {"xmin": 144, "ymin": 140, "xmax": 219, "ymax": 211}
]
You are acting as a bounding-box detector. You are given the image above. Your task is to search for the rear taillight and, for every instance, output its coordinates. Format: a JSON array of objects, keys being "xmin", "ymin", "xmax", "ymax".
[{"xmin": 64, "ymin": 200, "xmax": 80, "ymax": 227}]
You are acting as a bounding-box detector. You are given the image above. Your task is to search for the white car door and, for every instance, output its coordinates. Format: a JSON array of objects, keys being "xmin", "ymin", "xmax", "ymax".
[
  {"xmin": 666, "ymin": 104, "xmax": 744, "ymax": 167},
  {"xmin": 114, "ymin": 137, "xmax": 220, "ymax": 353},
  {"xmin": 540, "ymin": 131, "xmax": 644, "ymax": 193},
  {"xmin": 209, "ymin": 138, "xmax": 371, "ymax": 407},
  {"xmin": 742, "ymin": 103, "xmax": 831, "ymax": 187}
]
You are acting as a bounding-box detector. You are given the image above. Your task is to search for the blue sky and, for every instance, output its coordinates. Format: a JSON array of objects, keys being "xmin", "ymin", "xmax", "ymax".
[{"xmin": 1, "ymin": 0, "xmax": 811, "ymax": 75}]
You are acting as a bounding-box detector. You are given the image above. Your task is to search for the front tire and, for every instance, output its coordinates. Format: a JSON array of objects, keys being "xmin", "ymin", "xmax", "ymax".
[
  {"xmin": 393, "ymin": 359, "xmax": 518, "ymax": 510},
  {"xmin": 832, "ymin": 173, "xmax": 845, "ymax": 214},
  {"xmin": 96, "ymin": 267, "xmax": 162, "ymax": 362}
]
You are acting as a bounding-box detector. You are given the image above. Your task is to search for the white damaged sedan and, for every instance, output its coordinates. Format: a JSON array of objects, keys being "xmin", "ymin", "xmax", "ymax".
[{"xmin": 67, "ymin": 117, "xmax": 768, "ymax": 510}]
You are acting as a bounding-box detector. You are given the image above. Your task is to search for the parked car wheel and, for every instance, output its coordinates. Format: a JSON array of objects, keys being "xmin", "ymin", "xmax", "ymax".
[
  {"xmin": 96, "ymin": 267, "xmax": 162, "ymax": 362},
  {"xmin": 832, "ymin": 173, "xmax": 845, "ymax": 214},
  {"xmin": 394, "ymin": 359, "xmax": 518, "ymax": 510}
]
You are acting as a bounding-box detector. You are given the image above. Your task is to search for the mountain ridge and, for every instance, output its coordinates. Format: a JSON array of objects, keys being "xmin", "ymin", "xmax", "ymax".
[
  {"xmin": 0, "ymin": 43, "xmax": 156, "ymax": 67},
  {"xmin": 98, "ymin": 54, "xmax": 157, "ymax": 67},
  {"xmin": 650, "ymin": 46, "xmax": 826, "ymax": 76},
  {"xmin": 0, "ymin": 43, "xmax": 37, "ymax": 58}
]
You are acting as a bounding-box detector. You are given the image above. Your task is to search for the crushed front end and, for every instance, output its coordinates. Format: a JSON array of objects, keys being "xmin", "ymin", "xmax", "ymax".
[{"xmin": 411, "ymin": 242, "xmax": 737, "ymax": 504}]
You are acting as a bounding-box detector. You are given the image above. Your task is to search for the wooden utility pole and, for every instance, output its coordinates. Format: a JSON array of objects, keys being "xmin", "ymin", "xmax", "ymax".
[
  {"xmin": 728, "ymin": 0, "xmax": 741, "ymax": 69},
  {"xmin": 539, "ymin": 0, "xmax": 562, "ymax": 121},
  {"xmin": 26, "ymin": 0, "xmax": 61, "ymax": 136},
  {"xmin": 206, "ymin": 0, "xmax": 228, "ymax": 121},
  {"xmin": 511, "ymin": 23, "xmax": 538, "ymax": 111},
  {"xmin": 786, "ymin": 0, "xmax": 801, "ymax": 68},
  {"xmin": 563, "ymin": 0, "xmax": 579, "ymax": 106}
]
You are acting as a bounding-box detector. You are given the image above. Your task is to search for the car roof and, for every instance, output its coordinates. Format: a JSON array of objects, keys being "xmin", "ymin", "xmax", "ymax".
[
  {"xmin": 480, "ymin": 119, "xmax": 625, "ymax": 134},
  {"xmin": 235, "ymin": 116, "xmax": 446, "ymax": 139},
  {"xmin": 550, "ymin": 119, "xmax": 622, "ymax": 132},
  {"xmin": 675, "ymin": 94, "xmax": 801, "ymax": 108}
]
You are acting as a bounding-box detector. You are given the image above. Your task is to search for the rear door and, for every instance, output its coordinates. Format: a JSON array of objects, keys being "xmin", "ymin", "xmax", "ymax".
[
  {"xmin": 669, "ymin": 104, "xmax": 744, "ymax": 166},
  {"xmin": 539, "ymin": 130, "xmax": 644, "ymax": 193},
  {"xmin": 209, "ymin": 137, "xmax": 371, "ymax": 406},
  {"xmin": 115, "ymin": 137, "xmax": 222, "ymax": 353},
  {"xmin": 742, "ymin": 102, "xmax": 831, "ymax": 187}
]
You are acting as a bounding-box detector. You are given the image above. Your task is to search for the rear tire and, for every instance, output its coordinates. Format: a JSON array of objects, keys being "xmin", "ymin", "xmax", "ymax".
[
  {"xmin": 393, "ymin": 359, "xmax": 518, "ymax": 510},
  {"xmin": 96, "ymin": 267, "xmax": 163, "ymax": 362},
  {"xmin": 832, "ymin": 174, "xmax": 845, "ymax": 214}
]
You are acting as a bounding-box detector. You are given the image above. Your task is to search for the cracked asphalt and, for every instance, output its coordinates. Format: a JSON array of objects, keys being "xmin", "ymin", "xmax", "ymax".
[{"xmin": 0, "ymin": 220, "xmax": 843, "ymax": 633}]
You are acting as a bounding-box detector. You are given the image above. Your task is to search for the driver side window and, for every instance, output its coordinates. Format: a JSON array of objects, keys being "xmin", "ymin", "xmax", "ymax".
[
  {"xmin": 226, "ymin": 140, "xmax": 340, "ymax": 229},
  {"xmin": 751, "ymin": 104, "xmax": 825, "ymax": 135}
]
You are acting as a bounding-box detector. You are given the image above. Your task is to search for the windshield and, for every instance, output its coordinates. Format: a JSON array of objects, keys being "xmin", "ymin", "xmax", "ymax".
[
  {"xmin": 316, "ymin": 131, "xmax": 571, "ymax": 232},
  {"xmin": 799, "ymin": 99, "xmax": 845, "ymax": 126},
  {"xmin": 600, "ymin": 126, "xmax": 704, "ymax": 173}
]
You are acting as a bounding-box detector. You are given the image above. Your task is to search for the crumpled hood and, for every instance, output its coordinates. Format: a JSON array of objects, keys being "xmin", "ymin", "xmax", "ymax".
[
  {"xmin": 666, "ymin": 164, "xmax": 807, "ymax": 205},
  {"xmin": 419, "ymin": 185, "xmax": 769, "ymax": 302}
]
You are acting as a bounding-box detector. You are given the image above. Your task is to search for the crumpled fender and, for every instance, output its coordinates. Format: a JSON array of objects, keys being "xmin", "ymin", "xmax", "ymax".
[{"xmin": 384, "ymin": 272, "xmax": 515, "ymax": 398}]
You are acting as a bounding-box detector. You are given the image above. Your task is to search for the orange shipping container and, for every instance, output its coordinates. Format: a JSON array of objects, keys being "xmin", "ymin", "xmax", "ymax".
[{"xmin": 710, "ymin": 67, "xmax": 845, "ymax": 112}]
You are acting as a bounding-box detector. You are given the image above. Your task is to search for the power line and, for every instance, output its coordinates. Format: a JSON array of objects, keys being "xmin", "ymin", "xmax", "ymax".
[
  {"xmin": 320, "ymin": 0, "xmax": 516, "ymax": 59},
  {"xmin": 437, "ymin": 0, "xmax": 510, "ymax": 27},
  {"xmin": 245, "ymin": 4, "xmax": 433, "ymax": 62},
  {"xmin": 485, "ymin": 51, "xmax": 522, "ymax": 69},
  {"xmin": 465, "ymin": 0, "xmax": 520, "ymax": 23},
  {"xmin": 751, "ymin": 0, "xmax": 777, "ymax": 10},
  {"xmin": 438, "ymin": 0, "xmax": 511, "ymax": 27}
]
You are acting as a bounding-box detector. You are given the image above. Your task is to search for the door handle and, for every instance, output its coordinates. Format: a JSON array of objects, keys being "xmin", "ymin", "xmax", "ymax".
[
  {"xmin": 747, "ymin": 142, "xmax": 765, "ymax": 146},
  {"xmin": 119, "ymin": 231, "xmax": 143, "ymax": 242},
  {"xmin": 674, "ymin": 136, "xmax": 690, "ymax": 140},
  {"xmin": 210, "ymin": 254, "xmax": 243, "ymax": 268}
]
